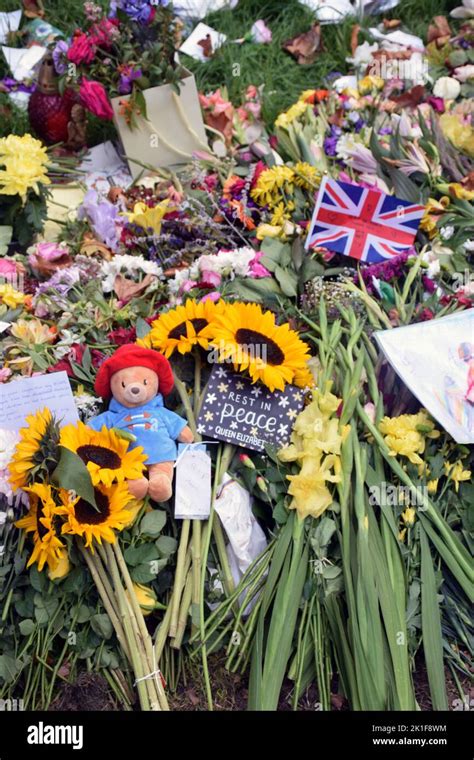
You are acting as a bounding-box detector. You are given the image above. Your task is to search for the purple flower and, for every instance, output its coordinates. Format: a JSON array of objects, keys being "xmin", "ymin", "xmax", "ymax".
[
  {"xmin": 118, "ymin": 65, "xmax": 143, "ymax": 94},
  {"xmin": 110, "ymin": 0, "xmax": 167, "ymax": 23},
  {"xmin": 324, "ymin": 124, "xmax": 342, "ymax": 156},
  {"xmin": 78, "ymin": 190, "xmax": 120, "ymax": 251},
  {"xmin": 357, "ymin": 251, "xmax": 412, "ymax": 294},
  {"xmin": 52, "ymin": 40, "xmax": 69, "ymax": 75}
]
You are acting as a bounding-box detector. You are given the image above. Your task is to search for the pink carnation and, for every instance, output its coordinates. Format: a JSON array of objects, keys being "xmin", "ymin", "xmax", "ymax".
[{"xmin": 67, "ymin": 31, "xmax": 96, "ymax": 65}]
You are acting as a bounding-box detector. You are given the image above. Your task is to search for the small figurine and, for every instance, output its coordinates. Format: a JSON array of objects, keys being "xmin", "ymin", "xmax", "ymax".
[{"xmin": 90, "ymin": 344, "xmax": 194, "ymax": 502}]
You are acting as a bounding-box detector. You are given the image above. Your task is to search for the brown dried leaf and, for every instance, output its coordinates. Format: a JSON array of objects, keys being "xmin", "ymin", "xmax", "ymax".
[
  {"xmin": 113, "ymin": 273, "xmax": 155, "ymax": 304},
  {"xmin": 427, "ymin": 16, "xmax": 451, "ymax": 45},
  {"xmin": 391, "ymin": 85, "xmax": 426, "ymax": 108},
  {"xmin": 371, "ymin": 48, "xmax": 412, "ymax": 61},
  {"xmin": 80, "ymin": 234, "xmax": 113, "ymax": 260},
  {"xmin": 282, "ymin": 24, "xmax": 322, "ymax": 65},
  {"xmin": 350, "ymin": 24, "xmax": 361, "ymax": 56},
  {"xmin": 22, "ymin": 0, "xmax": 45, "ymax": 18},
  {"xmin": 461, "ymin": 171, "xmax": 474, "ymax": 192}
]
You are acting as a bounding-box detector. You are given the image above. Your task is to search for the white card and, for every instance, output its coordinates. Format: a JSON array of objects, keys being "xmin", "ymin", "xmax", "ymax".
[
  {"xmin": 0, "ymin": 321, "xmax": 10, "ymax": 334},
  {"xmin": 0, "ymin": 10, "xmax": 22, "ymax": 44},
  {"xmin": 174, "ymin": 444, "xmax": 211, "ymax": 520},
  {"xmin": 0, "ymin": 371, "xmax": 79, "ymax": 432},
  {"xmin": 1, "ymin": 44, "xmax": 46, "ymax": 80},
  {"xmin": 179, "ymin": 22, "xmax": 226, "ymax": 62}
]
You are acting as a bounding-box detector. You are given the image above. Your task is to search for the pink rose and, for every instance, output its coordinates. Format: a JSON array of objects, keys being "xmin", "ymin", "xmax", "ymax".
[
  {"xmin": 200, "ymin": 270, "xmax": 222, "ymax": 287},
  {"xmin": 0, "ymin": 259, "xmax": 18, "ymax": 276},
  {"xmin": 28, "ymin": 242, "xmax": 72, "ymax": 277},
  {"xmin": 79, "ymin": 78, "xmax": 114, "ymax": 120},
  {"xmin": 201, "ymin": 291, "xmax": 221, "ymax": 303},
  {"xmin": 67, "ymin": 32, "xmax": 96, "ymax": 65},
  {"xmin": 249, "ymin": 251, "xmax": 270, "ymax": 279},
  {"xmin": 0, "ymin": 367, "xmax": 12, "ymax": 383}
]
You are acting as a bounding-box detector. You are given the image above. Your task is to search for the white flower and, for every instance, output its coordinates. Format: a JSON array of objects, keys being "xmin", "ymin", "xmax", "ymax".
[
  {"xmin": 100, "ymin": 255, "xmax": 163, "ymax": 293},
  {"xmin": 450, "ymin": 0, "xmax": 474, "ymax": 19},
  {"xmin": 463, "ymin": 239, "xmax": 474, "ymax": 252},
  {"xmin": 433, "ymin": 76, "xmax": 461, "ymax": 100},
  {"xmin": 335, "ymin": 133, "xmax": 362, "ymax": 161},
  {"xmin": 420, "ymin": 250, "xmax": 441, "ymax": 279},
  {"xmin": 0, "ymin": 430, "xmax": 19, "ymax": 470},
  {"xmin": 347, "ymin": 42, "xmax": 379, "ymax": 70},
  {"xmin": 74, "ymin": 393, "xmax": 102, "ymax": 423},
  {"xmin": 391, "ymin": 111, "xmax": 422, "ymax": 139},
  {"xmin": 333, "ymin": 75, "xmax": 358, "ymax": 93},
  {"xmin": 440, "ymin": 225, "xmax": 455, "ymax": 240},
  {"xmin": 453, "ymin": 64, "xmax": 474, "ymax": 83},
  {"xmin": 198, "ymin": 247, "xmax": 256, "ymax": 278}
]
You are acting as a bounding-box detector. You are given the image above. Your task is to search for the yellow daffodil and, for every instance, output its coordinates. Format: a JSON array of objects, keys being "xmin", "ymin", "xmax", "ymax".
[
  {"xmin": 427, "ymin": 479, "xmax": 438, "ymax": 495},
  {"xmin": 398, "ymin": 528, "xmax": 407, "ymax": 542},
  {"xmin": 126, "ymin": 199, "xmax": 173, "ymax": 235},
  {"xmin": 444, "ymin": 460, "xmax": 471, "ymax": 492},
  {"xmin": 447, "ymin": 183, "xmax": 474, "ymax": 201}
]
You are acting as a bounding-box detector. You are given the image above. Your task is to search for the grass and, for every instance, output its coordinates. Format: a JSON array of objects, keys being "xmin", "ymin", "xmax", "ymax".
[{"xmin": 0, "ymin": 0, "xmax": 459, "ymax": 137}]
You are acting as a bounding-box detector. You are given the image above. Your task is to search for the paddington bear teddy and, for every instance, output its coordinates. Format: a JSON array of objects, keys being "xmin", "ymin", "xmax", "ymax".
[{"xmin": 90, "ymin": 344, "xmax": 194, "ymax": 502}]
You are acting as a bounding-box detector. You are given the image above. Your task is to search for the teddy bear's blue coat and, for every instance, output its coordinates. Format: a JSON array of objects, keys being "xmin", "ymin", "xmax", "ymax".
[{"xmin": 89, "ymin": 393, "xmax": 187, "ymax": 464}]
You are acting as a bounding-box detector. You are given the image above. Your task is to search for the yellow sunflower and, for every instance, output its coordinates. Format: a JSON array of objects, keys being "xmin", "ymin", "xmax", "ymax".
[
  {"xmin": 60, "ymin": 421, "xmax": 146, "ymax": 487},
  {"xmin": 15, "ymin": 482, "xmax": 67, "ymax": 572},
  {"xmin": 9, "ymin": 408, "xmax": 59, "ymax": 491},
  {"xmin": 139, "ymin": 298, "xmax": 222, "ymax": 358},
  {"xmin": 211, "ymin": 302, "xmax": 312, "ymax": 392},
  {"xmin": 59, "ymin": 482, "xmax": 133, "ymax": 549}
]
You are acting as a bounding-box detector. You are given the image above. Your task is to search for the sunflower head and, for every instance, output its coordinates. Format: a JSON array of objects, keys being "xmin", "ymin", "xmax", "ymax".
[
  {"xmin": 15, "ymin": 482, "xmax": 67, "ymax": 572},
  {"xmin": 9, "ymin": 408, "xmax": 61, "ymax": 491},
  {"xmin": 138, "ymin": 298, "xmax": 222, "ymax": 358},
  {"xmin": 210, "ymin": 302, "xmax": 312, "ymax": 392},
  {"xmin": 60, "ymin": 421, "xmax": 147, "ymax": 488},
  {"xmin": 59, "ymin": 481, "xmax": 134, "ymax": 550}
]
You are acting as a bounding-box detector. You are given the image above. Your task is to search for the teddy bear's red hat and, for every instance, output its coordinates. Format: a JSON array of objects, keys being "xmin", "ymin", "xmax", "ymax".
[{"xmin": 94, "ymin": 344, "xmax": 174, "ymax": 398}]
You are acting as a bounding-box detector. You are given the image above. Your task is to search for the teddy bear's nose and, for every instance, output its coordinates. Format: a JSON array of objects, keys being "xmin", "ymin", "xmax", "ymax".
[{"xmin": 130, "ymin": 386, "xmax": 141, "ymax": 395}]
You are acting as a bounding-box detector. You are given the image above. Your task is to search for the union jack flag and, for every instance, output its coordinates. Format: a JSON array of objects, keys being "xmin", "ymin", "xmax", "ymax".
[{"xmin": 305, "ymin": 177, "xmax": 425, "ymax": 263}]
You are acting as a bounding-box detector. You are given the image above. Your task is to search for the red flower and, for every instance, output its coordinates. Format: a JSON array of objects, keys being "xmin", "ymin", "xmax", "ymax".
[
  {"xmin": 48, "ymin": 344, "xmax": 104, "ymax": 377},
  {"xmin": 79, "ymin": 78, "xmax": 114, "ymax": 120},
  {"xmin": 67, "ymin": 31, "xmax": 96, "ymax": 65},
  {"xmin": 107, "ymin": 327, "xmax": 137, "ymax": 346}
]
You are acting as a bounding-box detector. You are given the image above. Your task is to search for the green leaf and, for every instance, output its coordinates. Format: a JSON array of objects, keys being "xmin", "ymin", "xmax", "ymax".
[
  {"xmin": 156, "ymin": 535, "xmax": 178, "ymax": 557},
  {"xmin": 0, "ymin": 225, "xmax": 12, "ymax": 256},
  {"xmin": 51, "ymin": 447, "xmax": 97, "ymax": 510},
  {"xmin": 135, "ymin": 317, "xmax": 151, "ymax": 339},
  {"xmin": 0, "ymin": 654, "xmax": 22, "ymax": 684},
  {"xmin": 275, "ymin": 266, "xmax": 298, "ymax": 297},
  {"xmin": 139, "ymin": 510, "xmax": 167, "ymax": 537},
  {"xmin": 91, "ymin": 613, "xmax": 113, "ymax": 640},
  {"xmin": 124, "ymin": 543, "xmax": 159, "ymax": 567},
  {"xmin": 420, "ymin": 528, "xmax": 448, "ymax": 710},
  {"xmin": 19, "ymin": 619, "xmax": 36, "ymax": 636}
]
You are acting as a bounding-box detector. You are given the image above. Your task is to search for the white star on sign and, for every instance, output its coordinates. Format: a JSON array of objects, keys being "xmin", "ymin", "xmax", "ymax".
[
  {"xmin": 206, "ymin": 393, "xmax": 217, "ymax": 404},
  {"xmin": 204, "ymin": 411, "xmax": 214, "ymax": 422},
  {"xmin": 277, "ymin": 424, "xmax": 288, "ymax": 436},
  {"xmin": 251, "ymin": 386, "xmax": 262, "ymax": 397},
  {"xmin": 293, "ymin": 392, "xmax": 302, "ymax": 402},
  {"xmin": 287, "ymin": 409, "xmax": 298, "ymax": 420},
  {"xmin": 230, "ymin": 421, "xmax": 238, "ymax": 429},
  {"xmin": 197, "ymin": 424, "xmax": 206, "ymax": 435},
  {"xmin": 236, "ymin": 381, "xmax": 244, "ymax": 390},
  {"xmin": 215, "ymin": 366, "xmax": 227, "ymax": 378},
  {"xmin": 250, "ymin": 426, "xmax": 258, "ymax": 436},
  {"xmin": 278, "ymin": 396, "xmax": 289, "ymax": 408},
  {"xmin": 217, "ymin": 382, "xmax": 229, "ymax": 393}
]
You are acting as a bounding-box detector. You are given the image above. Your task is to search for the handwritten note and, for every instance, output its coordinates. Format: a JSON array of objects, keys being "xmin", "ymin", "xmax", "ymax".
[
  {"xmin": 174, "ymin": 444, "xmax": 211, "ymax": 520},
  {"xmin": 0, "ymin": 372, "xmax": 79, "ymax": 432}
]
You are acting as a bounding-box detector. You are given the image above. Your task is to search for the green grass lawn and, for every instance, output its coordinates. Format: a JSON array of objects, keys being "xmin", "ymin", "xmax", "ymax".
[{"xmin": 0, "ymin": 0, "xmax": 459, "ymax": 137}]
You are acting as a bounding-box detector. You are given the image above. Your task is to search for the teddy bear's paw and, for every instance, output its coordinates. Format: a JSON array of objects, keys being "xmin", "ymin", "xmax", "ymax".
[
  {"xmin": 127, "ymin": 477, "xmax": 149, "ymax": 500},
  {"xmin": 148, "ymin": 474, "xmax": 173, "ymax": 503}
]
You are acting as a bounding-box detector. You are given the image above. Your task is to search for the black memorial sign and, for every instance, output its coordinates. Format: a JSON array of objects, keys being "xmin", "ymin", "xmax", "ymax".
[{"xmin": 197, "ymin": 365, "xmax": 305, "ymax": 452}]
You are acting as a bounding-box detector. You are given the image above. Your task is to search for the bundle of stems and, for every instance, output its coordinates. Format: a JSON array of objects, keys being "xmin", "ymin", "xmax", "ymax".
[{"xmin": 78, "ymin": 539, "xmax": 169, "ymax": 711}]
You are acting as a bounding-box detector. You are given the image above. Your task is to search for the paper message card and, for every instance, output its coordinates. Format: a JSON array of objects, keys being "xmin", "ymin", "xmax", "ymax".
[
  {"xmin": 174, "ymin": 443, "xmax": 211, "ymax": 520},
  {"xmin": 197, "ymin": 365, "xmax": 305, "ymax": 452},
  {"xmin": 179, "ymin": 22, "xmax": 227, "ymax": 62},
  {"xmin": 0, "ymin": 371, "xmax": 79, "ymax": 432},
  {"xmin": 305, "ymin": 176, "xmax": 425, "ymax": 263},
  {"xmin": 375, "ymin": 309, "xmax": 474, "ymax": 444},
  {"xmin": 0, "ymin": 10, "xmax": 22, "ymax": 44}
]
